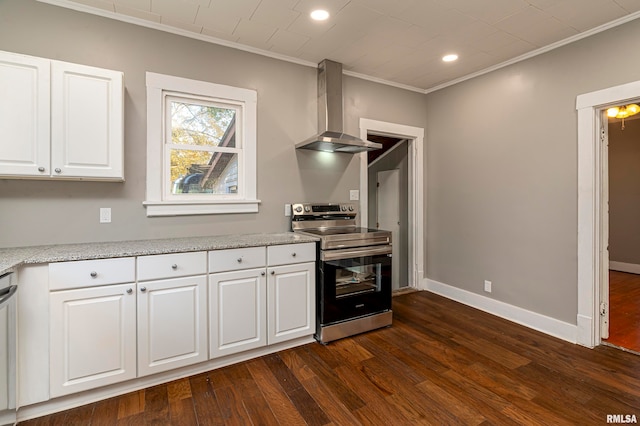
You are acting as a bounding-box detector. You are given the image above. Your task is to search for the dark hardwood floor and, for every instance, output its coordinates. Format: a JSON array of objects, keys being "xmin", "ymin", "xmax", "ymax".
[
  {"xmin": 21, "ymin": 291, "xmax": 640, "ymax": 425},
  {"xmin": 605, "ymin": 270, "xmax": 640, "ymax": 353}
]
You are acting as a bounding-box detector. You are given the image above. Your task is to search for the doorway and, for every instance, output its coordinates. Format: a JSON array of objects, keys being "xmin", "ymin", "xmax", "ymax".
[
  {"xmin": 576, "ymin": 79, "xmax": 640, "ymax": 348},
  {"xmin": 358, "ymin": 118, "xmax": 425, "ymax": 291},
  {"xmin": 367, "ymin": 136, "xmax": 408, "ymax": 290},
  {"xmin": 603, "ymin": 110, "xmax": 640, "ymax": 354}
]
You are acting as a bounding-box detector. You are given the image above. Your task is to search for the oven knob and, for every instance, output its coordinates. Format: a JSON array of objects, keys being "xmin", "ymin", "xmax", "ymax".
[
  {"xmin": 304, "ymin": 206, "xmax": 311, "ymax": 212},
  {"xmin": 341, "ymin": 206, "xmax": 347, "ymax": 211},
  {"xmin": 294, "ymin": 206, "xmax": 303, "ymax": 213},
  {"xmin": 348, "ymin": 206, "xmax": 354, "ymax": 211}
]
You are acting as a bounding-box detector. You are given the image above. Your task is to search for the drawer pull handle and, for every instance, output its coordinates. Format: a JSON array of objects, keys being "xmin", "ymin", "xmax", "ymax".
[
  {"xmin": 140, "ymin": 286, "xmax": 147, "ymax": 292},
  {"xmin": 90, "ymin": 271, "xmax": 98, "ymax": 278},
  {"xmin": 237, "ymin": 258, "xmax": 243, "ymax": 263},
  {"xmin": 126, "ymin": 288, "xmax": 133, "ymax": 294},
  {"xmin": 292, "ymin": 252, "xmax": 297, "ymax": 257},
  {"xmin": 171, "ymin": 264, "xmax": 178, "ymax": 269}
]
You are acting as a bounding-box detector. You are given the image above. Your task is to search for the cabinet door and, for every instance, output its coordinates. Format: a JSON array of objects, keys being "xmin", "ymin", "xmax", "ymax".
[
  {"xmin": 50, "ymin": 61, "xmax": 123, "ymax": 180},
  {"xmin": 50, "ymin": 283, "xmax": 136, "ymax": 398},
  {"xmin": 267, "ymin": 262, "xmax": 315, "ymax": 345},
  {"xmin": 137, "ymin": 276, "xmax": 207, "ymax": 376},
  {"xmin": 209, "ymin": 269, "xmax": 266, "ymax": 358},
  {"xmin": 0, "ymin": 51, "xmax": 50, "ymax": 177}
]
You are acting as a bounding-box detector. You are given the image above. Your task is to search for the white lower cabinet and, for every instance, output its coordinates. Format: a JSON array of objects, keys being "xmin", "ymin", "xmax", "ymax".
[
  {"xmin": 209, "ymin": 268, "xmax": 267, "ymax": 358},
  {"xmin": 49, "ymin": 283, "xmax": 136, "ymax": 398},
  {"xmin": 49, "ymin": 253, "xmax": 208, "ymax": 397},
  {"xmin": 137, "ymin": 275, "xmax": 207, "ymax": 376},
  {"xmin": 209, "ymin": 243, "xmax": 316, "ymax": 359},
  {"xmin": 267, "ymin": 262, "xmax": 315, "ymax": 345},
  {"xmin": 137, "ymin": 252, "xmax": 208, "ymax": 376},
  {"xmin": 41, "ymin": 244, "xmax": 315, "ymax": 403}
]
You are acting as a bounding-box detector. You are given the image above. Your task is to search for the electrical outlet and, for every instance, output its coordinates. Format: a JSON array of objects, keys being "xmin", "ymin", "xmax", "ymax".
[
  {"xmin": 484, "ymin": 280, "xmax": 492, "ymax": 293},
  {"xmin": 284, "ymin": 204, "xmax": 292, "ymax": 217},
  {"xmin": 349, "ymin": 189, "xmax": 359, "ymax": 201},
  {"xmin": 100, "ymin": 208, "xmax": 111, "ymax": 224}
]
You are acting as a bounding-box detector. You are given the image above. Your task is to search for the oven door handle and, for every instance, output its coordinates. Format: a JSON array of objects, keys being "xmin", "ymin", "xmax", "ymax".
[{"xmin": 321, "ymin": 245, "xmax": 392, "ymax": 261}]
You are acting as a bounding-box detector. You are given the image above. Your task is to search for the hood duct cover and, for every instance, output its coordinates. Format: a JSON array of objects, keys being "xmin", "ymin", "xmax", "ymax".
[{"xmin": 296, "ymin": 60, "xmax": 382, "ymax": 153}]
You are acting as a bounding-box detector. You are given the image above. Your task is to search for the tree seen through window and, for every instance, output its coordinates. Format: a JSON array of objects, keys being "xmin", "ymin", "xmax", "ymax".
[{"xmin": 169, "ymin": 100, "xmax": 239, "ymax": 194}]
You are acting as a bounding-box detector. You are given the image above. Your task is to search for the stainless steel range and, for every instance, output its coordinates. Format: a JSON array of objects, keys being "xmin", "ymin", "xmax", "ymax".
[{"xmin": 291, "ymin": 202, "xmax": 392, "ymax": 343}]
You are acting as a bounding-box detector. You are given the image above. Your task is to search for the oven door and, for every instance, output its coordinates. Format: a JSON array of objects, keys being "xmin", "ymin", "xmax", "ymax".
[{"xmin": 318, "ymin": 246, "xmax": 392, "ymax": 325}]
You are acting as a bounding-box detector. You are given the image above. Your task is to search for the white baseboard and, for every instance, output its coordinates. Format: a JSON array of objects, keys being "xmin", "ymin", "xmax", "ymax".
[
  {"xmin": 423, "ymin": 278, "xmax": 577, "ymax": 344},
  {"xmin": 609, "ymin": 261, "xmax": 640, "ymax": 275},
  {"xmin": 577, "ymin": 314, "xmax": 596, "ymax": 348}
]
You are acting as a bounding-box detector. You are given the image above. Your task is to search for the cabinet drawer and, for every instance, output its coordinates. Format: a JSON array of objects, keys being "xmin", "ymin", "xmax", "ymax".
[
  {"xmin": 267, "ymin": 243, "xmax": 316, "ymax": 266},
  {"xmin": 137, "ymin": 252, "xmax": 206, "ymax": 281},
  {"xmin": 49, "ymin": 257, "xmax": 135, "ymax": 290},
  {"xmin": 209, "ymin": 247, "xmax": 266, "ymax": 273}
]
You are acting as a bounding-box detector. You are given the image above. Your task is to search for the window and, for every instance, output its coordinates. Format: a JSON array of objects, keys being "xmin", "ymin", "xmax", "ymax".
[{"xmin": 144, "ymin": 72, "xmax": 259, "ymax": 216}]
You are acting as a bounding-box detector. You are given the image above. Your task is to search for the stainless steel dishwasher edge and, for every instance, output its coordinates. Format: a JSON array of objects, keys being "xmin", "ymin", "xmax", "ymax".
[{"xmin": 0, "ymin": 272, "xmax": 17, "ymax": 426}]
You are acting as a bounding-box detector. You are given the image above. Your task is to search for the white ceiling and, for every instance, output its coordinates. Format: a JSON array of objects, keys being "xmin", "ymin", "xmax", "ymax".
[{"xmin": 42, "ymin": 0, "xmax": 640, "ymax": 92}]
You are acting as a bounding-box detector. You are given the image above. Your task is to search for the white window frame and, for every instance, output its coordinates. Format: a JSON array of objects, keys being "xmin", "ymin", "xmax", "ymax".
[{"xmin": 144, "ymin": 72, "xmax": 259, "ymax": 216}]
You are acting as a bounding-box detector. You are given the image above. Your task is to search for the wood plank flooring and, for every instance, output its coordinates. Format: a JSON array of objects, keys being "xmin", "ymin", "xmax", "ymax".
[
  {"xmin": 605, "ymin": 271, "xmax": 640, "ymax": 353},
  {"xmin": 20, "ymin": 291, "xmax": 640, "ymax": 425}
]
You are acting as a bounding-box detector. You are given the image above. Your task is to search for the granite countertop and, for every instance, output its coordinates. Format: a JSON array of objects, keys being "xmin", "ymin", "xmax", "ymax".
[{"xmin": 0, "ymin": 233, "xmax": 318, "ymax": 275}]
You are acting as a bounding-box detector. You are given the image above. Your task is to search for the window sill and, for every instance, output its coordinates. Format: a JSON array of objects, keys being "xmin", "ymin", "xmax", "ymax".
[{"xmin": 143, "ymin": 200, "xmax": 260, "ymax": 217}]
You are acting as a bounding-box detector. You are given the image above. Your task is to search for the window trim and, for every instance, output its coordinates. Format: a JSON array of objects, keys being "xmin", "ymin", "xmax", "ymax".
[{"xmin": 144, "ymin": 72, "xmax": 259, "ymax": 217}]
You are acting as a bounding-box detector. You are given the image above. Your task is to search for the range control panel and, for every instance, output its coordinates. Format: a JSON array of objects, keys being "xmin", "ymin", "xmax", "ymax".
[{"xmin": 291, "ymin": 203, "xmax": 357, "ymax": 217}]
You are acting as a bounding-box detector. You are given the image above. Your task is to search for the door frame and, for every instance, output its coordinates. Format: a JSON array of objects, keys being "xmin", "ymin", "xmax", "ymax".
[
  {"xmin": 576, "ymin": 79, "xmax": 640, "ymax": 347},
  {"xmin": 359, "ymin": 118, "xmax": 425, "ymax": 289}
]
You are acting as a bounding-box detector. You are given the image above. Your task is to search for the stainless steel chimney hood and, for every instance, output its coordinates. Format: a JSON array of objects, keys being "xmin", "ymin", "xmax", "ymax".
[{"xmin": 296, "ymin": 60, "xmax": 382, "ymax": 153}]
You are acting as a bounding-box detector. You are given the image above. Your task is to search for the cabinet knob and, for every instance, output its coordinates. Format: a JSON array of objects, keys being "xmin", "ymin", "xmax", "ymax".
[
  {"xmin": 90, "ymin": 271, "xmax": 98, "ymax": 278},
  {"xmin": 126, "ymin": 288, "xmax": 133, "ymax": 294},
  {"xmin": 292, "ymin": 252, "xmax": 297, "ymax": 257},
  {"xmin": 171, "ymin": 264, "xmax": 178, "ymax": 269},
  {"xmin": 237, "ymin": 258, "xmax": 243, "ymax": 263},
  {"xmin": 140, "ymin": 286, "xmax": 147, "ymax": 292},
  {"xmin": 54, "ymin": 168, "xmax": 62, "ymax": 174},
  {"xmin": 261, "ymin": 271, "xmax": 266, "ymax": 276},
  {"xmin": 38, "ymin": 166, "xmax": 45, "ymax": 172},
  {"xmin": 270, "ymin": 270, "xmax": 275, "ymax": 275}
]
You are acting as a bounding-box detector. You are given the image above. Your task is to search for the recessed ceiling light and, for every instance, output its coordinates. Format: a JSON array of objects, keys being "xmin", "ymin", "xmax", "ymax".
[
  {"xmin": 310, "ymin": 9, "xmax": 330, "ymax": 21},
  {"xmin": 442, "ymin": 54, "xmax": 458, "ymax": 62}
]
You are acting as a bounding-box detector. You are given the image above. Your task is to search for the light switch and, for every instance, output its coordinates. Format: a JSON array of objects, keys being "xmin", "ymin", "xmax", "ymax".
[{"xmin": 349, "ymin": 190, "xmax": 359, "ymax": 201}]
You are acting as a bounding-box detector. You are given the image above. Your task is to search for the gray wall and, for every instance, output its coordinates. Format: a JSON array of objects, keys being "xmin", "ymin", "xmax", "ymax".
[
  {"xmin": 7, "ymin": 0, "xmax": 640, "ymax": 327},
  {"xmin": 609, "ymin": 118, "xmax": 640, "ymax": 265},
  {"xmin": 0, "ymin": 0, "xmax": 427, "ymax": 248},
  {"xmin": 424, "ymin": 17, "xmax": 640, "ymax": 324}
]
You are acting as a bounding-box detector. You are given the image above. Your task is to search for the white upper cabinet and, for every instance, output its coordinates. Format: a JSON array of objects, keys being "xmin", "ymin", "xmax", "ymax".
[
  {"xmin": 0, "ymin": 50, "xmax": 124, "ymax": 181},
  {"xmin": 0, "ymin": 51, "xmax": 50, "ymax": 177},
  {"xmin": 51, "ymin": 61, "xmax": 123, "ymax": 180}
]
